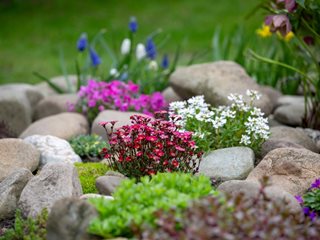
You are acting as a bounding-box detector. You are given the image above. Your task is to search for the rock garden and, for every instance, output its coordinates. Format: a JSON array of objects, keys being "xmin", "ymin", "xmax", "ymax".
[{"xmin": 0, "ymin": 1, "xmax": 320, "ymax": 239}]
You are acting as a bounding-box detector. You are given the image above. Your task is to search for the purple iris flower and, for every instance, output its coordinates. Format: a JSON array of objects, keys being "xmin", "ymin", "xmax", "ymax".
[
  {"xmin": 129, "ymin": 16, "xmax": 138, "ymax": 33},
  {"xmin": 89, "ymin": 48, "xmax": 101, "ymax": 67},
  {"xmin": 77, "ymin": 33, "xmax": 87, "ymax": 52},
  {"xmin": 265, "ymin": 14, "xmax": 292, "ymax": 37},
  {"xmin": 161, "ymin": 54, "xmax": 169, "ymax": 69},
  {"xmin": 146, "ymin": 37, "xmax": 157, "ymax": 60}
]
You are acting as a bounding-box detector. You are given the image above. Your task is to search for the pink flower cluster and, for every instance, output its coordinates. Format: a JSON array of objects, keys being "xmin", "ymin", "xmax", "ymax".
[
  {"xmin": 100, "ymin": 113, "xmax": 202, "ymax": 178},
  {"xmin": 73, "ymin": 80, "xmax": 166, "ymax": 121}
]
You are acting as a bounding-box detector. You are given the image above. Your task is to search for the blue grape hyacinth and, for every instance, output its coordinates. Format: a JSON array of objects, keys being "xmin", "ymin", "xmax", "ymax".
[
  {"xmin": 89, "ymin": 47, "xmax": 101, "ymax": 67},
  {"xmin": 129, "ymin": 16, "xmax": 138, "ymax": 33},
  {"xmin": 161, "ymin": 54, "xmax": 169, "ymax": 69},
  {"xmin": 146, "ymin": 37, "xmax": 157, "ymax": 60},
  {"xmin": 77, "ymin": 33, "xmax": 87, "ymax": 52}
]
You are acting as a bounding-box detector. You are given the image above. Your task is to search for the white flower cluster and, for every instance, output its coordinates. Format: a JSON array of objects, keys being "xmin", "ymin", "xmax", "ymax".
[{"xmin": 169, "ymin": 90, "xmax": 270, "ymax": 147}]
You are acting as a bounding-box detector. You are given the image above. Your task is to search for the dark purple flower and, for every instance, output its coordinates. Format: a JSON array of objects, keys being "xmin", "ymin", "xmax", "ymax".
[
  {"xmin": 146, "ymin": 37, "xmax": 157, "ymax": 60},
  {"xmin": 77, "ymin": 33, "xmax": 87, "ymax": 52},
  {"xmin": 304, "ymin": 36, "xmax": 315, "ymax": 45},
  {"xmin": 129, "ymin": 16, "xmax": 138, "ymax": 33},
  {"xmin": 311, "ymin": 178, "xmax": 320, "ymax": 189},
  {"xmin": 89, "ymin": 47, "xmax": 101, "ymax": 67},
  {"xmin": 276, "ymin": 0, "xmax": 297, "ymax": 12},
  {"xmin": 161, "ymin": 54, "xmax": 169, "ymax": 69},
  {"xmin": 265, "ymin": 14, "xmax": 292, "ymax": 37}
]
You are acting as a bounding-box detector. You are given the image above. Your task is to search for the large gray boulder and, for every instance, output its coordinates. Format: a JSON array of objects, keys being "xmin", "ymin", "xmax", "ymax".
[
  {"xmin": 269, "ymin": 126, "xmax": 318, "ymax": 153},
  {"xmin": 20, "ymin": 112, "xmax": 89, "ymax": 140},
  {"xmin": 218, "ymin": 180, "xmax": 301, "ymax": 214},
  {"xmin": 199, "ymin": 147, "xmax": 255, "ymax": 181},
  {"xmin": 35, "ymin": 75, "xmax": 79, "ymax": 96},
  {"xmin": 0, "ymin": 169, "xmax": 33, "ymax": 220},
  {"xmin": 24, "ymin": 135, "xmax": 82, "ymax": 168},
  {"xmin": 247, "ymin": 147, "xmax": 320, "ymax": 195},
  {"xmin": 18, "ymin": 162, "xmax": 82, "ymax": 217},
  {"xmin": 46, "ymin": 198, "xmax": 98, "ymax": 240},
  {"xmin": 170, "ymin": 61, "xmax": 273, "ymax": 115},
  {"xmin": 0, "ymin": 138, "xmax": 40, "ymax": 182},
  {"xmin": 33, "ymin": 94, "xmax": 78, "ymax": 120},
  {"xmin": 0, "ymin": 84, "xmax": 44, "ymax": 137},
  {"xmin": 91, "ymin": 110, "xmax": 151, "ymax": 140}
]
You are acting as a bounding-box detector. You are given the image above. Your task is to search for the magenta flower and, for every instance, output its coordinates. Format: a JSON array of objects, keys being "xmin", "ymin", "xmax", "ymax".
[
  {"xmin": 310, "ymin": 178, "xmax": 320, "ymax": 189},
  {"xmin": 265, "ymin": 14, "xmax": 292, "ymax": 37}
]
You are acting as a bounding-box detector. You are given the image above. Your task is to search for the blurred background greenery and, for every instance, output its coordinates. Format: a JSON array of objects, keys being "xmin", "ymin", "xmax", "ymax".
[{"xmin": 0, "ymin": 0, "xmax": 261, "ymax": 84}]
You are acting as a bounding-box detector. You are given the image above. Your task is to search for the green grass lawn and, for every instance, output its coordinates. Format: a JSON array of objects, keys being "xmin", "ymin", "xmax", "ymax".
[{"xmin": 0, "ymin": 0, "xmax": 262, "ymax": 84}]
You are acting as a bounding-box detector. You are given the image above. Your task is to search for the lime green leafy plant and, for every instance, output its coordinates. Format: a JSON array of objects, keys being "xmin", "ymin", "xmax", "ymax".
[{"xmin": 88, "ymin": 172, "xmax": 217, "ymax": 239}]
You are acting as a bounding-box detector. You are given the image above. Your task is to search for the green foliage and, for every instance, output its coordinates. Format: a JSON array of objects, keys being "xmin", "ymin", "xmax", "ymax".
[
  {"xmin": 0, "ymin": 209, "xmax": 48, "ymax": 240},
  {"xmin": 212, "ymin": 26, "xmax": 304, "ymax": 94},
  {"xmin": 304, "ymin": 189, "xmax": 320, "ymax": 211},
  {"xmin": 88, "ymin": 172, "xmax": 217, "ymax": 239},
  {"xmin": 74, "ymin": 162, "xmax": 109, "ymax": 194},
  {"xmin": 138, "ymin": 187, "xmax": 320, "ymax": 239},
  {"xmin": 69, "ymin": 134, "xmax": 108, "ymax": 162}
]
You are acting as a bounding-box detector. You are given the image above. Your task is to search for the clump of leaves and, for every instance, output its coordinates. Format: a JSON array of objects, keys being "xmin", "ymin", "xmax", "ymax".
[
  {"xmin": 296, "ymin": 178, "xmax": 320, "ymax": 220},
  {"xmin": 74, "ymin": 162, "xmax": 109, "ymax": 194},
  {"xmin": 138, "ymin": 184, "xmax": 320, "ymax": 239},
  {"xmin": 88, "ymin": 172, "xmax": 217, "ymax": 239},
  {"xmin": 0, "ymin": 209, "xmax": 48, "ymax": 240},
  {"xmin": 69, "ymin": 134, "xmax": 108, "ymax": 162}
]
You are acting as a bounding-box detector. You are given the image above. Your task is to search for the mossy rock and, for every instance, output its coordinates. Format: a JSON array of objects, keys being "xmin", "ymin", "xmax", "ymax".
[{"xmin": 75, "ymin": 162, "xmax": 110, "ymax": 194}]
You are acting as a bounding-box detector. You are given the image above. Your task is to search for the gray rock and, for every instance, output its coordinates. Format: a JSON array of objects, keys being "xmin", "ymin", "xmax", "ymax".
[
  {"xmin": 0, "ymin": 138, "xmax": 40, "ymax": 182},
  {"xmin": 162, "ymin": 86, "xmax": 183, "ymax": 103},
  {"xmin": 274, "ymin": 103, "xmax": 305, "ymax": 126},
  {"xmin": 96, "ymin": 171, "xmax": 127, "ymax": 196},
  {"xmin": 18, "ymin": 162, "xmax": 82, "ymax": 217},
  {"xmin": 247, "ymin": 147, "xmax": 320, "ymax": 195},
  {"xmin": 170, "ymin": 61, "xmax": 273, "ymax": 115},
  {"xmin": 20, "ymin": 112, "xmax": 89, "ymax": 141},
  {"xmin": 199, "ymin": 147, "xmax": 255, "ymax": 181},
  {"xmin": 0, "ymin": 169, "xmax": 33, "ymax": 220},
  {"xmin": 0, "ymin": 84, "xmax": 44, "ymax": 137},
  {"xmin": 259, "ymin": 86, "xmax": 282, "ymax": 111},
  {"xmin": 218, "ymin": 180, "xmax": 301, "ymax": 214},
  {"xmin": 298, "ymin": 128, "xmax": 320, "ymax": 152},
  {"xmin": 269, "ymin": 126, "xmax": 318, "ymax": 153},
  {"xmin": 276, "ymin": 95, "xmax": 304, "ymax": 107},
  {"xmin": 268, "ymin": 115, "xmax": 284, "ymax": 127},
  {"xmin": 24, "ymin": 135, "xmax": 82, "ymax": 168},
  {"xmin": 46, "ymin": 198, "xmax": 98, "ymax": 240},
  {"xmin": 91, "ymin": 110, "xmax": 151, "ymax": 140},
  {"xmin": 261, "ymin": 140, "xmax": 304, "ymax": 158},
  {"xmin": 35, "ymin": 75, "xmax": 79, "ymax": 96},
  {"xmin": 34, "ymin": 94, "xmax": 78, "ymax": 120}
]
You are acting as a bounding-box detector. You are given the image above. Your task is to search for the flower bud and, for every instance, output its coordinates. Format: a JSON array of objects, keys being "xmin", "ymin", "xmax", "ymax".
[
  {"xmin": 136, "ymin": 43, "xmax": 146, "ymax": 61},
  {"xmin": 77, "ymin": 33, "xmax": 87, "ymax": 52},
  {"xmin": 121, "ymin": 38, "xmax": 131, "ymax": 55}
]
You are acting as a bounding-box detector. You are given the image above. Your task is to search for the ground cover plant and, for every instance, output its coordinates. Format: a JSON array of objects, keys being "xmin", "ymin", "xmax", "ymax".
[
  {"xmin": 88, "ymin": 172, "xmax": 217, "ymax": 239},
  {"xmin": 74, "ymin": 162, "xmax": 109, "ymax": 194},
  {"xmin": 70, "ymin": 79, "xmax": 166, "ymax": 122},
  {"xmin": 296, "ymin": 178, "xmax": 320, "ymax": 220},
  {"xmin": 0, "ymin": 209, "xmax": 48, "ymax": 240},
  {"xmin": 169, "ymin": 91, "xmax": 270, "ymax": 153},
  {"xmin": 138, "ymin": 179, "xmax": 320, "ymax": 240},
  {"xmin": 99, "ymin": 113, "xmax": 203, "ymax": 179},
  {"xmin": 69, "ymin": 134, "xmax": 108, "ymax": 162}
]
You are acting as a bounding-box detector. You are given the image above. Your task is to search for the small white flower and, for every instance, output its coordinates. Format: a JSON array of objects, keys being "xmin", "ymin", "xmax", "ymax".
[
  {"xmin": 148, "ymin": 60, "xmax": 158, "ymax": 70},
  {"xmin": 240, "ymin": 135, "xmax": 251, "ymax": 145},
  {"xmin": 246, "ymin": 89, "xmax": 261, "ymax": 101},
  {"xmin": 136, "ymin": 43, "xmax": 146, "ymax": 60},
  {"xmin": 121, "ymin": 38, "xmax": 131, "ymax": 55},
  {"xmin": 109, "ymin": 68, "xmax": 119, "ymax": 77}
]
